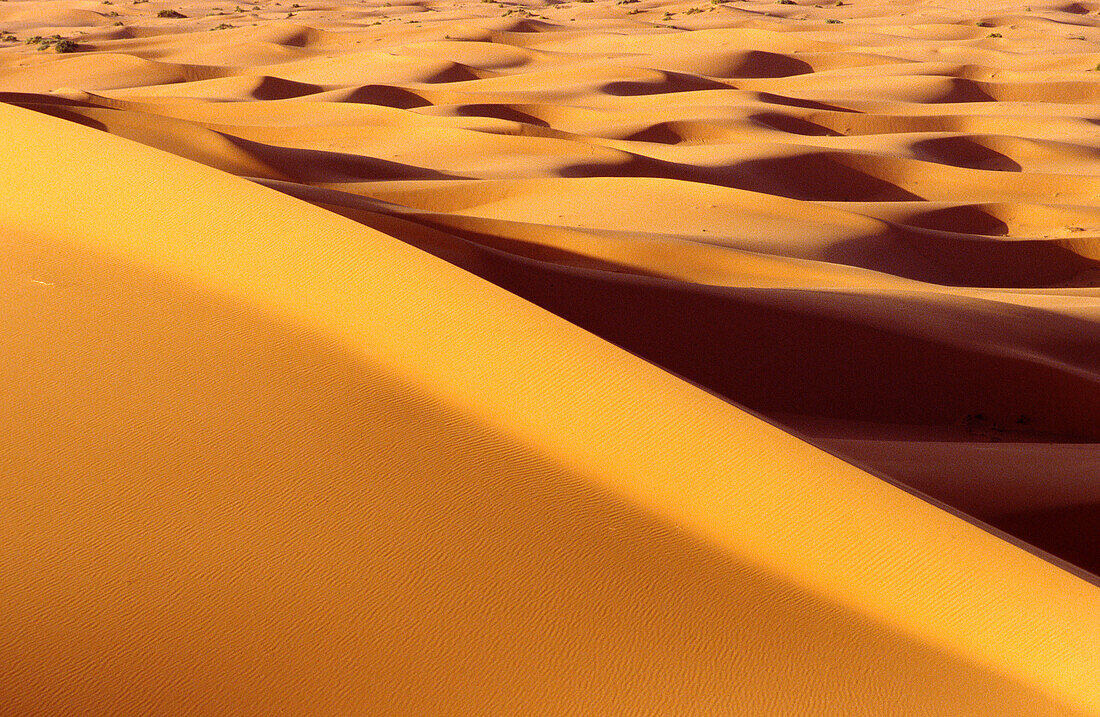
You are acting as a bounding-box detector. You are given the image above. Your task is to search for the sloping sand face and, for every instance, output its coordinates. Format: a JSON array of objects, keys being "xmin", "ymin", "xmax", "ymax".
[{"xmin": 0, "ymin": 0, "xmax": 1099, "ymax": 713}]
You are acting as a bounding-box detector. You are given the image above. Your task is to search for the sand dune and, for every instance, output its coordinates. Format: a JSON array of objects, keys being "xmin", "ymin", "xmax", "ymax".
[{"xmin": 1, "ymin": 0, "xmax": 1099, "ymax": 712}]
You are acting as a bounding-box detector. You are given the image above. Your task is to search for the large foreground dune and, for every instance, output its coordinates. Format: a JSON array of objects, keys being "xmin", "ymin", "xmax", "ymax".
[{"xmin": 1, "ymin": 0, "xmax": 1098, "ymax": 713}]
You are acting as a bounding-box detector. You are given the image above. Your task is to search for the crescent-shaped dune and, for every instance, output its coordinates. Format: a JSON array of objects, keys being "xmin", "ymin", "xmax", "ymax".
[{"xmin": 0, "ymin": 0, "xmax": 1098, "ymax": 713}]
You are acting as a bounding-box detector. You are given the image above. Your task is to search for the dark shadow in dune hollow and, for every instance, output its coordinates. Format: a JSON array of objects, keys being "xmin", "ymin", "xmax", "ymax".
[
  {"xmin": 218, "ymin": 132, "xmax": 467, "ymax": 182},
  {"xmin": 750, "ymin": 111, "xmax": 843, "ymax": 136},
  {"xmin": 728, "ymin": 51, "xmax": 814, "ymax": 79},
  {"xmin": 602, "ymin": 71, "xmax": 732, "ymax": 96},
  {"xmin": 910, "ymin": 137, "xmax": 1022, "ymax": 171},
  {"xmin": 342, "ymin": 84, "xmax": 432, "ymax": 108},
  {"xmin": 559, "ymin": 151, "xmax": 924, "ymax": 200},
  {"xmin": 996, "ymin": 504, "xmax": 1100, "ymax": 577},
  {"xmin": 454, "ymin": 103, "xmax": 550, "ymax": 126},
  {"xmin": 822, "ymin": 227, "xmax": 1097, "ymax": 287}
]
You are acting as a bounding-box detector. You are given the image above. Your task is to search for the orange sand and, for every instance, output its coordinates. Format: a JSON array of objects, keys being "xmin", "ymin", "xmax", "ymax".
[{"xmin": 0, "ymin": 0, "xmax": 1098, "ymax": 713}]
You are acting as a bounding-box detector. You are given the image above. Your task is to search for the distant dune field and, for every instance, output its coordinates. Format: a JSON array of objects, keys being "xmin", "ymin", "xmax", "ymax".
[{"xmin": 0, "ymin": 0, "xmax": 1098, "ymax": 713}]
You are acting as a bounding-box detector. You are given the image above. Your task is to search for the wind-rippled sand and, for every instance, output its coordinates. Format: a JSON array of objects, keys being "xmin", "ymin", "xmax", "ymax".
[{"xmin": 1, "ymin": 0, "xmax": 1098, "ymax": 713}]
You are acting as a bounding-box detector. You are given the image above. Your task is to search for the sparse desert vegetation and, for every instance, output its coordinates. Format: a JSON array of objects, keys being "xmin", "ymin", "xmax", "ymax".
[{"xmin": 25, "ymin": 34, "xmax": 80, "ymax": 52}]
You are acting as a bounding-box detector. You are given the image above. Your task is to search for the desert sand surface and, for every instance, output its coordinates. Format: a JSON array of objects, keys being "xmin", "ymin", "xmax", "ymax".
[{"xmin": 1, "ymin": 0, "xmax": 1099, "ymax": 713}]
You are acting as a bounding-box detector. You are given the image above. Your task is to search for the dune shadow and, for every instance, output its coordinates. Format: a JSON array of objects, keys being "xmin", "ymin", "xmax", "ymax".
[
  {"xmin": 267, "ymin": 25, "xmax": 323, "ymax": 48},
  {"xmin": 2, "ymin": 95, "xmax": 109, "ymax": 132},
  {"xmin": 822, "ymin": 227, "xmax": 1096, "ymax": 287},
  {"xmin": 341, "ymin": 84, "xmax": 432, "ymax": 109},
  {"xmin": 558, "ymin": 153, "xmax": 716, "ymax": 184},
  {"xmin": 729, "ymin": 51, "xmax": 814, "ymax": 79},
  {"xmin": 220, "ymin": 133, "xmax": 464, "ymax": 182},
  {"xmin": 902, "ymin": 205, "xmax": 1011, "ymax": 235},
  {"xmin": 559, "ymin": 151, "xmax": 921, "ymax": 200},
  {"xmin": 453, "ymin": 103, "xmax": 549, "ymax": 126},
  {"xmin": 994, "ymin": 504, "xmax": 1100, "ymax": 577},
  {"xmin": 622, "ymin": 122, "xmax": 684, "ymax": 144},
  {"xmin": 749, "ymin": 111, "xmax": 843, "ymax": 136},
  {"xmin": 0, "ymin": 92, "xmax": 99, "ymax": 108},
  {"xmin": 720, "ymin": 153, "xmax": 923, "ymax": 201},
  {"xmin": 423, "ymin": 63, "xmax": 483, "ymax": 84},
  {"xmin": 247, "ymin": 75, "xmax": 325, "ymax": 100},
  {"xmin": 931, "ymin": 78, "xmax": 997, "ymax": 104},
  {"xmin": 500, "ymin": 19, "xmax": 559, "ymax": 33},
  {"xmin": 756, "ymin": 91, "xmax": 855, "ymax": 112},
  {"xmin": 911, "ymin": 137, "xmax": 1022, "ymax": 171},
  {"xmin": 1060, "ymin": 1, "xmax": 1094, "ymax": 13},
  {"xmin": 602, "ymin": 71, "xmax": 731, "ymax": 96}
]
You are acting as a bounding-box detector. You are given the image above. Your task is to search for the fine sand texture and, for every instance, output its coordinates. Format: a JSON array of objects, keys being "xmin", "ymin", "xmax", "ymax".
[{"xmin": 1, "ymin": 0, "xmax": 1099, "ymax": 713}]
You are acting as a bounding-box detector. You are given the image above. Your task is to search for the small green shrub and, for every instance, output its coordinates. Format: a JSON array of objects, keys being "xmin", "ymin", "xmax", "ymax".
[
  {"xmin": 157, "ymin": 8, "xmax": 186, "ymax": 17},
  {"xmin": 25, "ymin": 34, "xmax": 79, "ymax": 52}
]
